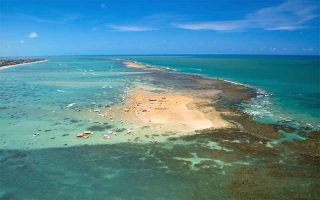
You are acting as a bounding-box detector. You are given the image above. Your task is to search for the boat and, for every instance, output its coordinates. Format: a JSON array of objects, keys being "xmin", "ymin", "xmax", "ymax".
[{"xmin": 76, "ymin": 131, "xmax": 93, "ymax": 139}]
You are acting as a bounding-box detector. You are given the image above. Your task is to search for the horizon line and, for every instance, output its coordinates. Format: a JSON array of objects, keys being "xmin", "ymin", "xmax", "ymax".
[{"xmin": 1, "ymin": 53, "xmax": 319, "ymax": 58}]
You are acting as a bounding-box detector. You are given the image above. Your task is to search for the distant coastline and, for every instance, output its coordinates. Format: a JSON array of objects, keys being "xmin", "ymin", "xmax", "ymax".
[{"xmin": 0, "ymin": 59, "xmax": 48, "ymax": 70}]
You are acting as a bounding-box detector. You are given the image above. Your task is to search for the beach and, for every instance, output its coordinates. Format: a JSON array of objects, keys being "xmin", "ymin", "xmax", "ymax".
[{"xmin": 0, "ymin": 59, "xmax": 48, "ymax": 70}]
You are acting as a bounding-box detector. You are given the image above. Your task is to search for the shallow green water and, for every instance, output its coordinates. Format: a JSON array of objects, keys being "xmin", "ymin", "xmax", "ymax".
[{"xmin": 0, "ymin": 57, "xmax": 161, "ymax": 149}]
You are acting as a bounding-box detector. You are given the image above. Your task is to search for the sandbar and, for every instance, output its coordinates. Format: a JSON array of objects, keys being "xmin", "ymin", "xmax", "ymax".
[
  {"xmin": 112, "ymin": 86, "xmax": 232, "ymax": 134},
  {"xmin": 124, "ymin": 61, "xmax": 164, "ymax": 71}
]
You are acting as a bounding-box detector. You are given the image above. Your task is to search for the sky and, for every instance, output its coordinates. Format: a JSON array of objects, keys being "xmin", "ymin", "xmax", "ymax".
[{"xmin": 0, "ymin": 0, "xmax": 319, "ymax": 56}]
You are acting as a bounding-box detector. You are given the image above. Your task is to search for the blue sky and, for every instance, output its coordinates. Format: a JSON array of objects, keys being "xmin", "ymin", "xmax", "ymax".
[{"xmin": 0, "ymin": 0, "xmax": 319, "ymax": 56}]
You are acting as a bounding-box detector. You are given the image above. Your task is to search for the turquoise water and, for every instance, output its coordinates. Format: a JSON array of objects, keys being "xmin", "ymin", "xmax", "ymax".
[
  {"xmin": 121, "ymin": 55, "xmax": 320, "ymax": 129},
  {"xmin": 1, "ymin": 56, "xmax": 319, "ymax": 199},
  {"xmin": 0, "ymin": 57, "xmax": 150, "ymax": 149}
]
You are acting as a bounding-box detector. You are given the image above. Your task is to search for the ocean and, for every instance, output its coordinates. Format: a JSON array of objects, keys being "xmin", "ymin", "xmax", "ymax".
[{"xmin": 0, "ymin": 55, "xmax": 319, "ymax": 199}]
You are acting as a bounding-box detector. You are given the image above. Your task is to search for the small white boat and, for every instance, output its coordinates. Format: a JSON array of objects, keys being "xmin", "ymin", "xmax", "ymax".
[
  {"xmin": 33, "ymin": 132, "xmax": 40, "ymax": 137},
  {"xmin": 103, "ymin": 135, "xmax": 111, "ymax": 139}
]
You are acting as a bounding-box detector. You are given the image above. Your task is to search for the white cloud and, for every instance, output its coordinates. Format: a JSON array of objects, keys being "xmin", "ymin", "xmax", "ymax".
[
  {"xmin": 28, "ymin": 32, "xmax": 38, "ymax": 38},
  {"xmin": 175, "ymin": 0, "xmax": 319, "ymax": 31},
  {"xmin": 108, "ymin": 25, "xmax": 156, "ymax": 32},
  {"xmin": 20, "ymin": 15, "xmax": 63, "ymax": 24},
  {"xmin": 174, "ymin": 20, "xmax": 248, "ymax": 31},
  {"xmin": 302, "ymin": 48, "xmax": 314, "ymax": 51},
  {"xmin": 12, "ymin": 13, "xmax": 81, "ymax": 24}
]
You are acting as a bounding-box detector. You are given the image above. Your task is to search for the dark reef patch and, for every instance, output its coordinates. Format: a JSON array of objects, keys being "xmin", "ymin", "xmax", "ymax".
[
  {"xmin": 114, "ymin": 128, "xmax": 126, "ymax": 133},
  {"xmin": 70, "ymin": 119, "xmax": 79, "ymax": 123},
  {"xmin": 87, "ymin": 124, "xmax": 113, "ymax": 132}
]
